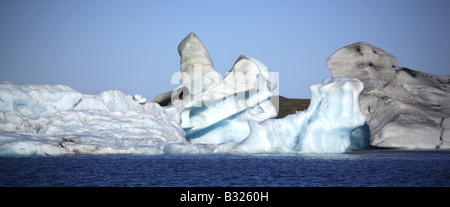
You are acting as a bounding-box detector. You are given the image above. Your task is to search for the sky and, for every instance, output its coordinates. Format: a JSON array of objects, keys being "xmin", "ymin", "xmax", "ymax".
[{"xmin": 1, "ymin": 0, "xmax": 449, "ymax": 99}]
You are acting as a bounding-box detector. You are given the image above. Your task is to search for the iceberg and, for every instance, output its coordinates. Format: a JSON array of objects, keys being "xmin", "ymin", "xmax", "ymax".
[
  {"xmin": 178, "ymin": 55, "xmax": 278, "ymax": 145},
  {"xmin": 0, "ymin": 33, "xmax": 370, "ymax": 155},
  {"xmin": 0, "ymin": 77, "xmax": 366, "ymax": 155},
  {"xmin": 327, "ymin": 42, "xmax": 450, "ymax": 149},
  {"xmin": 178, "ymin": 32, "xmax": 221, "ymax": 96},
  {"xmin": 0, "ymin": 81, "xmax": 186, "ymax": 155},
  {"xmin": 165, "ymin": 33, "xmax": 366, "ymax": 152},
  {"xmin": 155, "ymin": 32, "xmax": 279, "ymax": 145},
  {"xmin": 234, "ymin": 77, "xmax": 366, "ymax": 154}
]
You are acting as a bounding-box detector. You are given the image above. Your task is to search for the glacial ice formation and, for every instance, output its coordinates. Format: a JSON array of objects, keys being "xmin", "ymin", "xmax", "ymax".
[
  {"xmin": 0, "ymin": 82, "xmax": 186, "ymax": 155},
  {"xmin": 179, "ymin": 55, "xmax": 278, "ymax": 144},
  {"xmin": 0, "ymin": 33, "xmax": 370, "ymax": 156},
  {"xmin": 234, "ymin": 77, "xmax": 366, "ymax": 153},
  {"xmin": 0, "ymin": 76, "xmax": 366, "ymax": 155},
  {"xmin": 178, "ymin": 32, "xmax": 221, "ymax": 96},
  {"xmin": 167, "ymin": 33, "xmax": 365, "ymax": 150},
  {"xmin": 327, "ymin": 42, "xmax": 450, "ymax": 149},
  {"xmin": 155, "ymin": 32, "xmax": 279, "ymax": 145}
]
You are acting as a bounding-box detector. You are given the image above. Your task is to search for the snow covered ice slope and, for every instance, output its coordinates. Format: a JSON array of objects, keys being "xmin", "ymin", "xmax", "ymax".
[{"xmin": 0, "ymin": 82, "xmax": 186, "ymax": 155}]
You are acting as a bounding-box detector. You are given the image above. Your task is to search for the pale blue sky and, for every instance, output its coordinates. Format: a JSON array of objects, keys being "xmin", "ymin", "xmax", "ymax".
[{"xmin": 1, "ymin": 0, "xmax": 449, "ymax": 99}]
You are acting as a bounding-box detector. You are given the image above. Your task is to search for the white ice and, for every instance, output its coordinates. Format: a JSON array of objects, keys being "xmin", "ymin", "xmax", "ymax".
[
  {"xmin": 0, "ymin": 76, "xmax": 366, "ymax": 155},
  {"xmin": 0, "ymin": 82, "xmax": 186, "ymax": 155},
  {"xmin": 0, "ymin": 33, "xmax": 370, "ymax": 156},
  {"xmin": 178, "ymin": 55, "xmax": 278, "ymax": 145},
  {"xmin": 1, "ymin": 75, "xmax": 368, "ymax": 155},
  {"xmin": 178, "ymin": 32, "xmax": 221, "ymax": 96},
  {"xmin": 234, "ymin": 77, "xmax": 366, "ymax": 154}
]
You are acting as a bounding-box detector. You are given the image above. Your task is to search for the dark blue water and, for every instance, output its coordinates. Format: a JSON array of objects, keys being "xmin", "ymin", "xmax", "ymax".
[{"xmin": 1, "ymin": 150, "xmax": 449, "ymax": 187}]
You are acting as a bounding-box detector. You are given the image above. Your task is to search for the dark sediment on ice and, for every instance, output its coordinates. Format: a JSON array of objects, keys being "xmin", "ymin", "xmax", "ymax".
[{"xmin": 272, "ymin": 95, "xmax": 310, "ymax": 119}]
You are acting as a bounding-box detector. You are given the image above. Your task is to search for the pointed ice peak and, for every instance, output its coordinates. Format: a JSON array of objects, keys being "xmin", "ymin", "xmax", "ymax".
[
  {"xmin": 235, "ymin": 54, "xmax": 248, "ymax": 63},
  {"xmin": 178, "ymin": 32, "xmax": 214, "ymax": 65},
  {"xmin": 178, "ymin": 32, "xmax": 221, "ymax": 95}
]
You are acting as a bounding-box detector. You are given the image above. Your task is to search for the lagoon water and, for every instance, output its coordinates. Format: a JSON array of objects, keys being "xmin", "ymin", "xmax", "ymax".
[{"xmin": 1, "ymin": 150, "xmax": 449, "ymax": 187}]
